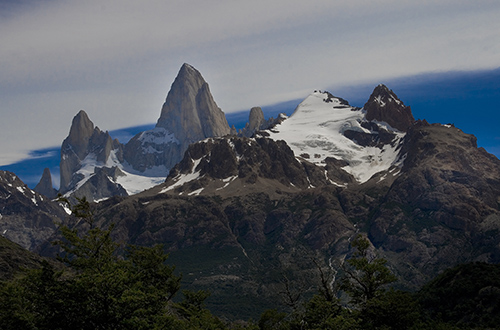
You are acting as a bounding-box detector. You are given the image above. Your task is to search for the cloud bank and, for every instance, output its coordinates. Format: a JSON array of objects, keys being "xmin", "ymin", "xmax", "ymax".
[{"xmin": 1, "ymin": 0, "xmax": 500, "ymax": 164}]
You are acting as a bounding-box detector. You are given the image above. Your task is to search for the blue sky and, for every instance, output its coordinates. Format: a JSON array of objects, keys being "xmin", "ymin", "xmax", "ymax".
[{"xmin": 1, "ymin": 1, "xmax": 499, "ymax": 186}]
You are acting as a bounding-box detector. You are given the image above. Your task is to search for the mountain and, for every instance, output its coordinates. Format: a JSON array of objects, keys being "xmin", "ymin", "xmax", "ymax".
[
  {"xmin": 6, "ymin": 65, "xmax": 500, "ymax": 320},
  {"xmin": 123, "ymin": 63, "xmax": 231, "ymax": 174},
  {"xmin": 55, "ymin": 64, "xmax": 232, "ymax": 202},
  {"xmin": 266, "ymin": 89, "xmax": 407, "ymax": 183},
  {"xmin": 0, "ymin": 170, "xmax": 67, "ymax": 250},
  {"xmin": 0, "ymin": 235, "xmax": 51, "ymax": 280},
  {"xmin": 68, "ymin": 85, "xmax": 497, "ymax": 319},
  {"xmin": 238, "ymin": 106, "xmax": 284, "ymax": 137}
]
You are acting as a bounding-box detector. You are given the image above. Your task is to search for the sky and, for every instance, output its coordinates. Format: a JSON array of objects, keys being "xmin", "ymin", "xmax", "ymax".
[{"xmin": 1, "ymin": 0, "xmax": 500, "ymax": 169}]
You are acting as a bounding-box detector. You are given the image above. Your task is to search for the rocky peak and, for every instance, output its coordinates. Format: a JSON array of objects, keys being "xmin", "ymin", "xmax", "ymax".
[
  {"xmin": 248, "ymin": 107, "xmax": 265, "ymax": 132},
  {"xmin": 364, "ymin": 84, "xmax": 415, "ymax": 132},
  {"xmin": 124, "ymin": 63, "xmax": 231, "ymax": 173},
  {"xmin": 33, "ymin": 168, "xmax": 57, "ymax": 199},
  {"xmin": 60, "ymin": 111, "xmax": 122, "ymax": 194},
  {"xmin": 65, "ymin": 110, "xmax": 95, "ymax": 159},
  {"xmin": 155, "ymin": 63, "xmax": 230, "ymax": 144}
]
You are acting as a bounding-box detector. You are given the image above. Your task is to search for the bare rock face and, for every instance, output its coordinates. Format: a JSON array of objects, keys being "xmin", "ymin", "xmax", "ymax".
[
  {"xmin": 239, "ymin": 107, "xmax": 287, "ymax": 137},
  {"xmin": 156, "ymin": 63, "xmax": 230, "ymax": 142},
  {"xmin": 34, "ymin": 168, "xmax": 57, "ymax": 199},
  {"xmin": 162, "ymin": 136, "xmax": 354, "ymax": 197},
  {"xmin": 248, "ymin": 107, "xmax": 265, "ymax": 132},
  {"xmin": 124, "ymin": 63, "xmax": 230, "ymax": 173},
  {"xmin": 0, "ymin": 171, "xmax": 66, "ymax": 251},
  {"xmin": 59, "ymin": 110, "xmax": 124, "ymax": 198},
  {"xmin": 364, "ymin": 84, "xmax": 415, "ymax": 132}
]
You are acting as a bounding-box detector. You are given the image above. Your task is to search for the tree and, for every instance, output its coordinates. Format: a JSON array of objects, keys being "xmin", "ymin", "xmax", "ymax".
[
  {"xmin": 0, "ymin": 197, "xmax": 183, "ymax": 330},
  {"xmin": 340, "ymin": 234, "xmax": 397, "ymax": 307}
]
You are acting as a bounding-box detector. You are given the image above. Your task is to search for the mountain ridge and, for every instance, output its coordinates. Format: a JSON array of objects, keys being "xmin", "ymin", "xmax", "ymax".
[{"xmin": 2, "ymin": 64, "xmax": 498, "ymax": 320}]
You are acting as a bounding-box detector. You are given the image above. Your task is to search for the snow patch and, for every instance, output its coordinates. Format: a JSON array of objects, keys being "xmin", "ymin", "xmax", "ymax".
[
  {"xmin": 60, "ymin": 203, "xmax": 72, "ymax": 215},
  {"xmin": 216, "ymin": 176, "xmax": 238, "ymax": 191},
  {"xmin": 188, "ymin": 188, "xmax": 204, "ymax": 196},
  {"xmin": 160, "ymin": 158, "xmax": 202, "ymax": 193},
  {"xmin": 374, "ymin": 95, "xmax": 386, "ymax": 107},
  {"xmin": 138, "ymin": 127, "xmax": 179, "ymax": 145}
]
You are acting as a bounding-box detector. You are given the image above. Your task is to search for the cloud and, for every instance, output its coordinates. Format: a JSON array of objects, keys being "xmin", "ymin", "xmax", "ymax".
[{"xmin": 1, "ymin": 0, "xmax": 500, "ymax": 165}]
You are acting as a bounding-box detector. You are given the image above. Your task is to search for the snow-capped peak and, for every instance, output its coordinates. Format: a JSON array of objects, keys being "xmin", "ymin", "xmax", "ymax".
[{"xmin": 266, "ymin": 90, "xmax": 405, "ymax": 183}]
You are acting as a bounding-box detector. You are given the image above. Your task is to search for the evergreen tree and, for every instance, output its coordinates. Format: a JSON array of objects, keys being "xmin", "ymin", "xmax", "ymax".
[{"xmin": 340, "ymin": 234, "xmax": 397, "ymax": 307}]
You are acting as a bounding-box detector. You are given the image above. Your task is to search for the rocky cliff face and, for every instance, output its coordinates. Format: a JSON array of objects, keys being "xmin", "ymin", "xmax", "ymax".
[
  {"xmin": 33, "ymin": 168, "xmax": 57, "ymax": 199},
  {"xmin": 59, "ymin": 110, "xmax": 125, "ymax": 200},
  {"xmin": 365, "ymin": 121, "xmax": 500, "ymax": 279},
  {"xmin": 0, "ymin": 171, "xmax": 66, "ymax": 250},
  {"xmin": 124, "ymin": 63, "xmax": 231, "ymax": 173},
  {"xmin": 364, "ymin": 84, "xmax": 415, "ymax": 132}
]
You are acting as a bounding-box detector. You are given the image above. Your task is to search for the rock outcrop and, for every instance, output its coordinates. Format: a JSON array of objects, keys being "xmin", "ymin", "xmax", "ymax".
[
  {"xmin": 0, "ymin": 171, "xmax": 66, "ymax": 250},
  {"xmin": 59, "ymin": 110, "xmax": 124, "ymax": 199},
  {"xmin": 239, "ymin": 107, "xmax": 287, "ymax": 137},
  {"xmin": 124, "ymin": 63, "xmax": 231, "ymax": 173},
  {"xmin": 364, "ymin": 84, "xmax": 415, "ymax": 132},
  {"xmin": 33, "ymin": 168, "xmax": 57, "ymax": 199}
]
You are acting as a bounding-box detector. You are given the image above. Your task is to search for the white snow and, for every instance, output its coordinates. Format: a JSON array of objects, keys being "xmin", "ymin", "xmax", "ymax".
[
  {"xmin": 188, "ymin": 188, "xmax": 204, "ymax": 196},
  {"xmin": 216, "ymin": 175, "xmax": 238, "ymax": 191},
  {"xmin": 267, "ymin": 91, "xmax": 405, "ymax": 183},
  {"xmin": 60, "ymin": 202, "xmax": 72, "ymax": 215},
  {"xmin": 138, "ymin": 127, "xmax": 179, "ymax": 145},
  {"xmin": 374, "ymin": 95, "xmax": 386, "ymax": 107},
  {"xmin": 116, "ymin": 171, "xmax": 165, "ymax": 195},
  {"xmin": 160, "ymin": 158, "xmax": 202, "ymax": 193},
  {"xmin": 65, "ymin": 149, "xmax": 167, "ymax": 200}
]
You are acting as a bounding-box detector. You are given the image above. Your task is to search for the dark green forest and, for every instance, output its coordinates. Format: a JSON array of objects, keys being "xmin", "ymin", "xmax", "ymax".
[{"xmin": 1, "ymin": 198, "xmax": 499, "ymax": 329}]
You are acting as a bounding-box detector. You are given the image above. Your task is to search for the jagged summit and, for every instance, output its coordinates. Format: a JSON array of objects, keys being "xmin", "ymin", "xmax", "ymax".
[
  {"xmin": 0, "ymin": 170, "xmax": 66, "ymax": 250},
  {"xmin": 364, "ymin": 84, "xmax": 415, "ymax": 132},
  {"xmin": 60, "ymin": 110, "xmax": 120, "ymax": 193},
  {"xmin": 59, "ymin": 110, "xmax": 164, "ymax": 201},
  {"xmin": 124, "ymin": 63, "xmax": 230, "ymax": 173},
  {"xmin": 266, "ymin": 90, "xmax": 405, "ymax": 183},
  {"xmin": 33, "ymin": 168, "xmax": 57, "ymax": 199},
  {"xmin": 156, "ymin": 63, "xmax": 230, "ymax": 142},
  {"xmin": 65, "ymin": 110, "xmax": 95, "ymax": 160}
]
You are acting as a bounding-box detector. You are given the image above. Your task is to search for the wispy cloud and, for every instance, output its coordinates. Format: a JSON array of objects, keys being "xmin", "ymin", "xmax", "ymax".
[{"xmin": 1, "ymin": 0, "xmax": 500, "ymax": 165}]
